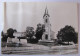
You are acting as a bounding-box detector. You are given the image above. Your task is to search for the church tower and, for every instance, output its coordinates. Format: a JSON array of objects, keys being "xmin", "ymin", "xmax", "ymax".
[{"xmin": 42, "ymin": 7, "xmax": 53, "ymax": 42}]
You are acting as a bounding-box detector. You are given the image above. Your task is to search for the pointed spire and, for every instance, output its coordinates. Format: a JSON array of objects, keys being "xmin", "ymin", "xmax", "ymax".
[
  {"xmin": 45, "ymin": 6, "xmax": 48, "ymax": 14},
  {"xmin": 43, "ymin": 6, "xmax": 50, "ymax": 18}
]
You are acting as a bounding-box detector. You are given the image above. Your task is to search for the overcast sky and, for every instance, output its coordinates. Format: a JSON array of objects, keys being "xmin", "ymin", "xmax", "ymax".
[{"xmin": 4, "ymin": 2, "xmax": 78, "ymax": 35}]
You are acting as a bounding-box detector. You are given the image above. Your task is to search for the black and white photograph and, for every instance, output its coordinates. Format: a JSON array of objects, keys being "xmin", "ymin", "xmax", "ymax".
[{"xmin": 1, "ymin": 2, "xmax": 78, "ymax": 55}]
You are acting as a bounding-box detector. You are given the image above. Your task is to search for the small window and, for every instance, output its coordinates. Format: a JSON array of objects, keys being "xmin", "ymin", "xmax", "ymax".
[
  {"xmin": 45, "ymin": 34, "xmax": 48, "ymax": 40},
  {"xmin": 45, "ymin": 19, "xmax": 48, "ymax": 23}
]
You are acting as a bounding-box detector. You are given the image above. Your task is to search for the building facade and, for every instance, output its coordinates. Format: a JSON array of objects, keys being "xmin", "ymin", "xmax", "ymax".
[{"xmin": 42, "ymin": 7, "xmax": 54, "ymax": 42}]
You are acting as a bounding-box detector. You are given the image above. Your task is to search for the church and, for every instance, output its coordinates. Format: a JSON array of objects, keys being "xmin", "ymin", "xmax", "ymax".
[
  {"xmin": 41, "ymin": 7, "xmax": 55, "ymax": 42},
  {"xmin": 9, "ymin": 7, "xmax": 55, "ymax": 43}
]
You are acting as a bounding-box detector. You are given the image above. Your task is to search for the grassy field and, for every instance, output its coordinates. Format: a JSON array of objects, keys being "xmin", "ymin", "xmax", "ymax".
[{"xmin": 1, "ymin": 42, "xmax": 78, "ymax": 55}]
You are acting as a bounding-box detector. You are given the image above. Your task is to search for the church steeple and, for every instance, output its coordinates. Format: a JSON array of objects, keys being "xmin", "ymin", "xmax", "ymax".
[
  {"xmin": 42, "ymin": 6, "xmax": 52, "ymax": 41},
  {"xmin": 43, "ymin": 7, "xmax": 50, "ymax": 18},
  {"xmin": 45, "ymin": 7, "xmax": 48, "ymax": 15}
]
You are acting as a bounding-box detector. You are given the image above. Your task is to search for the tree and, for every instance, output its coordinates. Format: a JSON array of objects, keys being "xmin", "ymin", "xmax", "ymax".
[
  {"xmin": 35, "ymin": 23, "xmax": 45, "ymax": 40},
  {"xmin": 26, "ymin": 27, "xmax": 34, "ymax": 39},
  {"xmin": 7, "ymin": 28, "xmax": 17, "ymax": 38},
  {"xmin": 26, "ymin": 27, "xmax": 35, "ymax": 43},
  {"xmin": 1, "ymin": 31, "xmax": 8, "ymax": 42},
  {"xmin": 26, "ymin": 24, "xmax": 45, "ymax": 43},
  {"xmin": 25, "ymin": 24, "xmax": 45, "ymax": 43},
  {"xmin": 57, "ymin": 25, "xmax": 78, "ymax": 45},
  {"xmin": 73, "ymin": 32, "xmax": 78, "ymax": 44}
]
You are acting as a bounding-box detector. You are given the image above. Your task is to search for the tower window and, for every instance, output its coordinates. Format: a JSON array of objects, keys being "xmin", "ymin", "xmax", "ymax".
[
  {"xmin": 45, "ymin": 34, "xmax": 48, "ymax": 40},
  {"xmin": 46, "ymin": 19, "xmax": 48, "ymax": 23}
]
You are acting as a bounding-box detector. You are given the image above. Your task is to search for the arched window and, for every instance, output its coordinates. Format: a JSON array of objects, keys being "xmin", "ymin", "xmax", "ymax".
[
  {"xmin": 45, "ymin": 34, "xmax": 48, "ymax": 40},
  {"xmin": 45, "ymin": 19, "xmax": 48, "ymax": 23}
]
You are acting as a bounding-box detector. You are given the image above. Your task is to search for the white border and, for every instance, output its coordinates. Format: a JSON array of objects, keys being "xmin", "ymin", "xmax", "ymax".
[{"xmin": 0, "ymin": 0, "xmax": 79, "ymax": 56}]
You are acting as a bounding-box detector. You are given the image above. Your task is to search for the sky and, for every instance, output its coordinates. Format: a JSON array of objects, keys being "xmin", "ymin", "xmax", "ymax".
[{"xmin": 3, "ymin": 2, "xmax": 78, "ymax": 35}]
